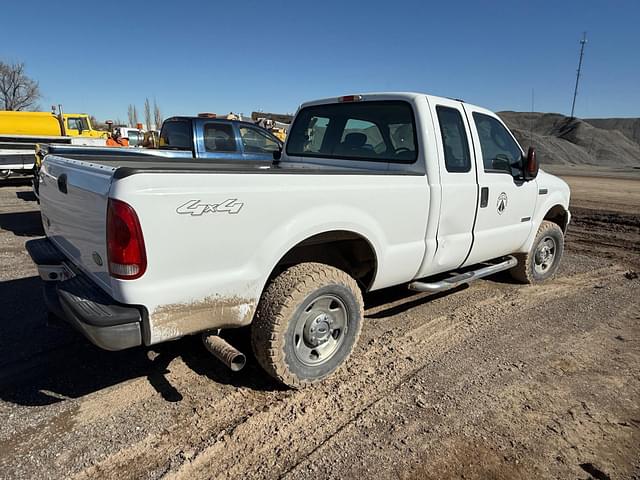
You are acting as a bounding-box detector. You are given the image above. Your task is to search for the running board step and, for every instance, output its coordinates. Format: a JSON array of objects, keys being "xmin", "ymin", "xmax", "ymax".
[{"xmin": 408, "ymin": 256, "xmax": 518, "ymax": 293}]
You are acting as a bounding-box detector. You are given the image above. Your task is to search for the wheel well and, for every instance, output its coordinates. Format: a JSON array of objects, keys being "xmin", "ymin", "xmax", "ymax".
[
  {"xmin": 544, "ymin": 205, "xmax": 569, "ymax": 233},
  {"xmin": 270, "ymin": 231, "xmax": 378, "ymax": 291}
]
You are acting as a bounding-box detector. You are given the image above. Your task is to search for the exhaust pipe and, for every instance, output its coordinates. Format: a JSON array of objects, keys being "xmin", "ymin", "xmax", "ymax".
[{"xmin": 202, "ymin": 333, "xmax": 246, "ymax": 372}]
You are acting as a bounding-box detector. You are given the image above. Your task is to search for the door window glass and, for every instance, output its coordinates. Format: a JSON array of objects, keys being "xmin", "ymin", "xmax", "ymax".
[
  {"xmin": 204, "ymin": 123, "xmax": 237, "ymax": 152},
  {"xmin": 472, "ymin": 113, "xmax": 522, "ymax": 173},
  {"xmin": 436, "ymin": 106, "xmax": 471, "ymax": 173},
  {"xmin": 238, "ymin": 126, "xmax": 281, "ymax": 153}
]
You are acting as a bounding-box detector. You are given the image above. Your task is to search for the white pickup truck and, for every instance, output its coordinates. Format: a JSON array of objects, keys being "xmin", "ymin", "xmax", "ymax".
[{"xmin": 27, "ymin": 93, "xmax": 570, "ymax": 387}]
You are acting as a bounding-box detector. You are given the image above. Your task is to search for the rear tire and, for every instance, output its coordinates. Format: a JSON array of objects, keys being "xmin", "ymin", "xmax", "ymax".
[
  {"xmin": 510, "ymin": 220, "xmax": 564, "ymax": 284},
  {"xmin": 251, "ymin": 262, "xmax": 364, "ymax": 388}
]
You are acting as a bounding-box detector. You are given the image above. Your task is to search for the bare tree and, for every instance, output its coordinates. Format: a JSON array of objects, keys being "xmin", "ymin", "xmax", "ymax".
[
  {"xmin": 127, "ymin": 104, "xmax": 135, "ymax": 127},
  {"xmin": 143, "ymin": 98, "xmax": 151, "ymax": 131},
  {"xmin": 127, "ymin": 104, "xmax": 140, "ymax": 127},
  {"xmin": 153, "ymin": 98, "xmax": 163, "ymax": 130},
  {"xmin": 0, "ymin": 61, "xmax": 41, "ymax": 111}
]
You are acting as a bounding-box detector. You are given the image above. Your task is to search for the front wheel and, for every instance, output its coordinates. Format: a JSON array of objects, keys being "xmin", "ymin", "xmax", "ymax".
[
  {"xmin": 510, "ymin": 220, "xmax": 565, "ymax": 284},
  {"xmin": 251, "ymin": 262, "xmax": 364, "ymax": 388}
]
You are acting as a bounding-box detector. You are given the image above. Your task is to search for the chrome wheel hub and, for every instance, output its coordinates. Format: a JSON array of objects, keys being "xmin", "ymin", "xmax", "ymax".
[
  {"xmin": 534, "ymin": 236, "xmax": 557, "ymax": 274},
  {"xmin": 293, "ymin": 294, "xmax": 348, "ymax": 366}
]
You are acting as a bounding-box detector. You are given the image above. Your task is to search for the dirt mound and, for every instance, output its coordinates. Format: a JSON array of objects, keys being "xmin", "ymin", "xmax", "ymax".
[
  {"xmin": 585, "ymin": 117, "xmax": 640, "ymax": 146},
  {"xmin": 498, "ymin": 111, "xmax": 640, "ymax": 167}
]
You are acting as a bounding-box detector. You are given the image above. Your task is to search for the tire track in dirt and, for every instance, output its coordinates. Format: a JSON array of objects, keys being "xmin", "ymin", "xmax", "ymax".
[
  {"xmin": 282, "ymin": 269, "xmax": 640, "ymax": 480},
  {"xmin": 162, "ymin": 264, "xmax": 622, "ymax": 480},
  {"xmin": 70, "ymin": 288, "xmax": 489, "ymax": 479}
]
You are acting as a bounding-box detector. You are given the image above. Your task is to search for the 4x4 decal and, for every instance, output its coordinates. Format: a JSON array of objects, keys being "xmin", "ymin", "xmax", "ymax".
[{"xmin": 176, "ymin": 199, "xmax": 244, "ymax": 216}]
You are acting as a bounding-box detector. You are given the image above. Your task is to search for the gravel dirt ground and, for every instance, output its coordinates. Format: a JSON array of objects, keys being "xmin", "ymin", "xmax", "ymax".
[{"xmin": 0, "ymin": 170, "xmax": 638, "ymax": 480}]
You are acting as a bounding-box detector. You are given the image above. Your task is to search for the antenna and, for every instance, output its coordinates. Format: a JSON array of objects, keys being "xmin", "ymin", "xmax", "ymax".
[
  {"xmin": 530, "ymin": 88, "xmax": 534, "ymax": 142},
  {"xmin": 570, "ymin": 32, "xmax": 587, "ymax": 119}
]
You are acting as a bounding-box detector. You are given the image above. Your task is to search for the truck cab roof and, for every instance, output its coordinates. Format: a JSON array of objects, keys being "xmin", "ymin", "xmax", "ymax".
[{"xmin": 298, "ymin": 92, "xmax": 489, "ymax": 115}]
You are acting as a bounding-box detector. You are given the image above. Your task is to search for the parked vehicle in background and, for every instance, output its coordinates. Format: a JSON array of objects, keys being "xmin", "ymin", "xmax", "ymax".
[
  {"xmin": 158, "ymin": 115, "xmax": 283, "ymax": 161},
  {"xmin": 252, "ymin": 111, "xmax": 293, "ymax": 142},
  {"xmin": 28, "ymin": 92, "xmax": 570, "ymax": 388},
  {"xmin": 0, "ymin": 109, "xmax": 107, "ymax": 138},
  {"xmin": 31, "ymin": 117, "xmax": 283, "ymax": 195},
  {"xmin": 0, "ymin": 107, "xmax": 108, "ymax": 178},
  {"xmin": 115, "ymin": 127, "xmax": 145, "ymax": 147}
]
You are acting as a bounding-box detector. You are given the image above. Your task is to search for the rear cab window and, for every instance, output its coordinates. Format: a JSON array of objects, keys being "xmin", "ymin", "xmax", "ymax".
[
  {"xmin": 159, "ymin": 120, "xmax": 193, "ymax": 151},
  {"xmin": 286, "ymin": 100, "xmax": 418, "ymax": 163}
]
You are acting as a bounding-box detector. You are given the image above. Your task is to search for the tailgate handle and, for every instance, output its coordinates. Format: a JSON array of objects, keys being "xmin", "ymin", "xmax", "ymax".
[{"xmin": 57, "ymin": 173, "xmax": 68, "ymax": 194}]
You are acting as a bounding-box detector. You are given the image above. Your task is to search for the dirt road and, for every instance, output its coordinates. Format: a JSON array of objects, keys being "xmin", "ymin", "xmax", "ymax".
[{"xmin": 0, "ymin": 173, "xmax": 638, "ymax": 480}]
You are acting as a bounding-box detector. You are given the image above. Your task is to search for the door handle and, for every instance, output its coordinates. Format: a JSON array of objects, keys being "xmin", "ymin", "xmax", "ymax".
[
  {"xmin": 480, "ymin": 187, "xmax": 489, "ymax": 208},
  {"xmin": 57, "ymin": 173, "xmax": 68, "ymax": 194}
]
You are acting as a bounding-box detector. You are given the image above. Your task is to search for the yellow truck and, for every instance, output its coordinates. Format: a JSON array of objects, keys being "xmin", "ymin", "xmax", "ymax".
[
  {"xmin": 0, "ymin": 109, "xmax": 108, "ymax": 178},
  {"xmin": 0, "ymin": 111, "xmax": 107, "ymax": 138}
]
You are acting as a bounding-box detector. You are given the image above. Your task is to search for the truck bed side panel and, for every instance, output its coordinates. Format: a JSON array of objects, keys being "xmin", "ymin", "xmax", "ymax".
[{"xmin": 110, "ymin": 171, "xmax": 429, "ymax": 345}]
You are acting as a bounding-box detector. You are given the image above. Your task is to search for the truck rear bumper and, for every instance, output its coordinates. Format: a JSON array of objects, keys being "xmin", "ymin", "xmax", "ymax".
[{"xmin": 26, "ymin": 238, "xmax": 143, "ymax": 351}]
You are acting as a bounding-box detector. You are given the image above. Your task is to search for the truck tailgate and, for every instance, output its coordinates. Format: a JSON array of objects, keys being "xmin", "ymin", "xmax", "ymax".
[{"xmin": 39, "ymin": 155, "xmax": 115, "ymax": 293}]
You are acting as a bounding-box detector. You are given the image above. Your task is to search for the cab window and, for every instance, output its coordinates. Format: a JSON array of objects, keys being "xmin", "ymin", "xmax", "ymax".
[
  {"xmin": 436, "ymin": 106, "xmax": 471, "ymax": 173},
  {"xmin": 286, "ymin": 100, "xmax": 417, "ymax": 163},
  {"xmin": 204, "ymin": 123, "xmax": 237, "ymax": 152},
  {"xmin": 472, "ymin": 113, "xmax": 522, "ymax": 173},
  {"xmin": 159, "ymin": 120, "xmax": 193, "ymax": 150},
  {"xmin": 67, "ymin": 117, "xmax": 89, "ymax": 131},
  {"xmin": 238, "ymin": 126, "xmax": 280, "ymax": 153}
]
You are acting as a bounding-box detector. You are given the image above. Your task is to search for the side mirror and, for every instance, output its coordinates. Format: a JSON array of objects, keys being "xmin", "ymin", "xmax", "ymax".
[
  {"xmin": 273, "ymin": 148, "xmax": 282, "ymax": 162},
  {"xmin": 523, "ymin": 146, "xmax": 539, "ymax": 181}
]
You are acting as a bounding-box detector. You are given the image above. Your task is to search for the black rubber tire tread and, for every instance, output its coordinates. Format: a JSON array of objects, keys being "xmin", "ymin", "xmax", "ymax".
[
  {"xmin": 510, "ymin": 220, "xmax": 564, "ymax": 284},
  {"xmin": 251, "ymin": 262, "xmax": 364, "ymax": 388}
]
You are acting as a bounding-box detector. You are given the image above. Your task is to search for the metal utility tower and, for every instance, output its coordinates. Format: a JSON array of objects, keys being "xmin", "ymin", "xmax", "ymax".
[{"xmin": 570, "ymin": 32, "xmax": 587, "ymax": 118}]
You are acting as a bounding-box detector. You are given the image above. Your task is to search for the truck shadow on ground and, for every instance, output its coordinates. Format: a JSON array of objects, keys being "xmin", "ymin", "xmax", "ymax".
[
  {"xmin": 16, "ymin": 190, "xmax": 37, "ymax": 202},
  {"xmin": 0, "ymin": 177, "xmax": 31, "ymax": 187},
  {"xmin": 0, "ymin": 211, "xmax": 44, "ymax": 236},
  {"xmin": 0, "ymin": 273, "xmax": 489, "ymax": 407},
  {"xmin": 364, "ymin": 284, "xmax": 469, "ymax": 319},
  {"xmin": 0, "ymin": 276, "xmax": 283, "ymax": 407}
]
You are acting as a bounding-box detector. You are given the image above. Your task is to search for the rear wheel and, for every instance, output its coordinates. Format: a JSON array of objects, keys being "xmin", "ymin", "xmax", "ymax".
[
  {"xmin": 510, "ymin": 220, "xmax": 564, "ymax": 284},
  {"xmin": 251, "ymin": 262, "xmax": 363, "ymax": 388}
]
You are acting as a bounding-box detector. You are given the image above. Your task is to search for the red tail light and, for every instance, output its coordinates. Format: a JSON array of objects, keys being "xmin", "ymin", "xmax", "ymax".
[{"xmin": 107, "ymin": 198, "xmax": 147, "ymax": 279}]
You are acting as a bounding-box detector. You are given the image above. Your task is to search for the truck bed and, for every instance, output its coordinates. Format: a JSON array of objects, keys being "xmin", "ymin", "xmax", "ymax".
[{"xmin": 46, "ymin": 153, "xmax": 414, "ymax": 179}]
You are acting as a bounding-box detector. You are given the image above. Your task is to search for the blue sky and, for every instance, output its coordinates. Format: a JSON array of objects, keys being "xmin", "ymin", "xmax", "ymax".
[{"xmin": 2, "ymin": 0, "xmax": 639, "ymax": 121}]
